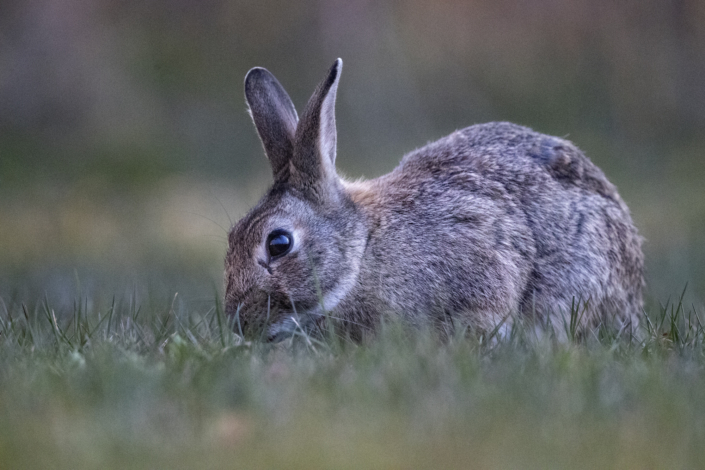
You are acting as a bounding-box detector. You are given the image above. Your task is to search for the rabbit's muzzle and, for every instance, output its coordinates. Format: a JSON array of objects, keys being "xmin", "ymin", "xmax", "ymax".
[
  {"xmin": 266, "ymin": 313, "xmax": 322, "ymax": 342},
  {"xmin": 225, "ymin": 285, "xmax": 322, "ymax": 341}
]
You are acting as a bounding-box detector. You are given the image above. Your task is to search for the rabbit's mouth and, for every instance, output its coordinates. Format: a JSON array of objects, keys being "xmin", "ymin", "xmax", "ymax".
[
  {"xmin": 266, "ymin": 311, "xmax": 322, "ymax": 343},
  {"xmin": 264, "ymin": 279, "xmax": 358, "ymax": 342}
]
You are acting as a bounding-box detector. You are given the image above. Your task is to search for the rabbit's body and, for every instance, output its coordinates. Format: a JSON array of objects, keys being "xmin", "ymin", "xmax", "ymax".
[
  {"xmin": 225, "ymin": 60, "xmax": 644, "ymax": 341},
  {"xmin": 340, "ymin": 122, "xmax": 643, "ymax": 335}
]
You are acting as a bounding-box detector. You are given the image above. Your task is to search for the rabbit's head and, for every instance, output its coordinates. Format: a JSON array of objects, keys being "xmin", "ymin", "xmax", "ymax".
[{"xmin": 225, "ymin": 59, "xmax": 367, "ymax": 341}]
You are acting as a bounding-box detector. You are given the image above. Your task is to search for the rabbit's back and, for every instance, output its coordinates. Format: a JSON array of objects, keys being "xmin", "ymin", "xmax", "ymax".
[{"xmin": 355, "ymin": 122, "xmax": 643, "ymax": 329}]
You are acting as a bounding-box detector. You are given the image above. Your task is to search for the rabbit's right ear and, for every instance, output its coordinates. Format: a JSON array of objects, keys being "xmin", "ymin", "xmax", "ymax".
[{"xmin": 245, "ymin": 67, "xmax": 298, "ymax": 183}]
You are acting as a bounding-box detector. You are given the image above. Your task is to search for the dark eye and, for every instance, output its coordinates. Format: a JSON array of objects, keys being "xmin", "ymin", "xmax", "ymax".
[{"xmin": 266, "ymin": 229, "xmax": 293, "ymax": 259}]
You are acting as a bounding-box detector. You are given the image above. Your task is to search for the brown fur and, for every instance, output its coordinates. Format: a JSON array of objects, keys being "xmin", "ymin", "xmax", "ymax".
[{"xmin": 225, "ymin": 59, "xmax": 644, "ymax": 341}]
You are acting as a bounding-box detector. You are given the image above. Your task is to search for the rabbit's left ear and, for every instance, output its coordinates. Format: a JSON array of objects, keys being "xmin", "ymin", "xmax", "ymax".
[
  {"xmin": 245, "ymin": 67, "xmax": 298, "ymax": 184},
  {"xmin": 292, "ymin": 59, "xmax": 342, "ymax": 200}
]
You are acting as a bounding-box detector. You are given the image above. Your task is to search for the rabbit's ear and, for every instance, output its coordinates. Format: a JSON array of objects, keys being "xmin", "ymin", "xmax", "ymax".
[
  {"xmin": 292, "ymin": 59, "xmax": 342, "ymax": 200},
  {"xmin": 245, "ymin": 67, "xmax": 298, "ymax": 183}
]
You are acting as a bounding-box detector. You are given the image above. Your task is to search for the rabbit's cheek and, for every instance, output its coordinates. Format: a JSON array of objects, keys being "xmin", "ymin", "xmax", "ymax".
[{"xmin": 257, "ymin": 259, "xmax": 273, "ymax": 275}]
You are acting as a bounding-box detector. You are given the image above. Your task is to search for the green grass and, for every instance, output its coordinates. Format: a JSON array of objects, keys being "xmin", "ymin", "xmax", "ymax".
[{"xmin": 1, "ymin": 293, "xmax": 704, "ymax": 469}]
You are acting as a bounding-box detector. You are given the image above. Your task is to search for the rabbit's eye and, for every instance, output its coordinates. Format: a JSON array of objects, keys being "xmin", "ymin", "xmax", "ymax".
[{"xmin": 266, "ymin": 229, "xmax": 293, "ymax": 259}]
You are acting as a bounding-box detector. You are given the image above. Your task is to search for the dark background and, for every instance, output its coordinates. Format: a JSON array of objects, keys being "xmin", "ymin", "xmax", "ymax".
[{"xmin": 1, "ymin": 0, "xmax": 704, "ymax": 309}]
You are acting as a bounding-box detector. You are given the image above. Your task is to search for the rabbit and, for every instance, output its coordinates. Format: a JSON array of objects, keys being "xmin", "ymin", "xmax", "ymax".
[{"xmin": 224, "ymin": 58, "xmax": 644, "ymax": 342}]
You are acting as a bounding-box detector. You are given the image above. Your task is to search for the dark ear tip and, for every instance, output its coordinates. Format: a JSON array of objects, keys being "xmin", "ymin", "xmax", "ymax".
[
  {"xmin": 331, "ymin": 58, "xmax": 343, "ymax": 77},
  {"xmin": 323, "ymin": 58, "xmax": 343, "ymax": 88}
]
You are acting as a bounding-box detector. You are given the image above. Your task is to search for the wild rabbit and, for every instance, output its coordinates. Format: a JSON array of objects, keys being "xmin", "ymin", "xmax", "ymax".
[{"xmin": 225, "ymin": 59, "xmax": 644, "ymax": 341}]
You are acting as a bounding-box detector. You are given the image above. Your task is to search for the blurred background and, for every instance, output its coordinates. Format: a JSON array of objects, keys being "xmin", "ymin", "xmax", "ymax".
[{"xmin": 1, "ymin": 0, "xmax": 704, "ymax": 311}]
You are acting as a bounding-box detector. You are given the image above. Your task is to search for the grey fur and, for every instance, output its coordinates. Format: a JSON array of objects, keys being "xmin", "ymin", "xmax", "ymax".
[
  {"xmin": 225, "ymin": 59, "xmax": 644, "ymax": 341},
  {"xmin": 245, "ymin": 67, "xmax": 299, "ymax": 183}
]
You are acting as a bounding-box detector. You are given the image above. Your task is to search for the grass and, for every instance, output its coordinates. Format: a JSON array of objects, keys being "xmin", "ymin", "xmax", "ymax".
[{"xmin": 0, "ymin": 292, "xmax": 704, "ymax": 469}]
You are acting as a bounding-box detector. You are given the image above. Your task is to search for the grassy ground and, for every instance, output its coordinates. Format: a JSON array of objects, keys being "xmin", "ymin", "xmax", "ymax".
[{"xmin": 1, "ymin": 291, "xmax": 704, "ymax": 469}]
